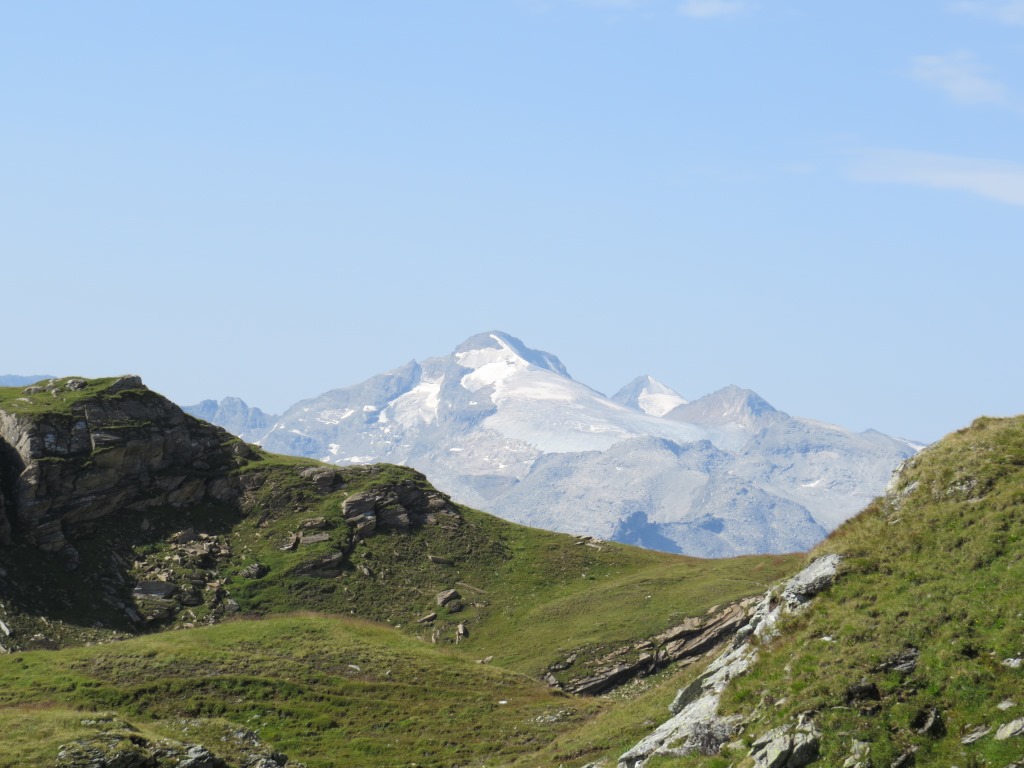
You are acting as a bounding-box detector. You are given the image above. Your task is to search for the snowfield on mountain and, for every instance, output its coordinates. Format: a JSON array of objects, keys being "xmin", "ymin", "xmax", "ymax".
[{"xmin": 188, "ymin": 332, "xmax": 919, "ymax": 556}]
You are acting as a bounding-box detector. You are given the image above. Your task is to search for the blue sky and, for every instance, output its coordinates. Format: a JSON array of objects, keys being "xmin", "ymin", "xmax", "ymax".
[{"xmin": 2, "ymin": 1, "xmax": 1022, "ymax": 443}]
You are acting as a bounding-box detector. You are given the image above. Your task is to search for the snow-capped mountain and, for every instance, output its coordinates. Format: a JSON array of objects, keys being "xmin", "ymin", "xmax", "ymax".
[
  {"xmin": 186, "ymin": 332, "xmax": 918, "ymax": 557},
  {"xmin": 611, "ymin": 375, "xmax": 688, "ymax": 417}
]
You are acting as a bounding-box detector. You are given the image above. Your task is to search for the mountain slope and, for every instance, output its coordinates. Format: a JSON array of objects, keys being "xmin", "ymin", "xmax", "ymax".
[
  {"xmin": 621, "ymin": 414, "xmax": 1024, "ymax": 767},
  {"xmin": 188, "ymin": 332, "xmax": 916, "ymax": 557},
  {"xmin": 185, "ymin": 396, "xmax": 277, "ymax": 443},
  {"xmin": 0, "ymin": 375, "xmax": 800, "ymax": 766}
]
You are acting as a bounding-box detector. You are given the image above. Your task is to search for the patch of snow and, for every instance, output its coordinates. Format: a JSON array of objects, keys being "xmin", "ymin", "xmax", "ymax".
[
  {"xmin": 457, "ymin": 338, "xmax": 529, "ymax": 392},
  {"xmin": 390, "ymin": 375, "xmax": 444, "ymax": 427},
  {"xmin": 800, "ymin": 479, "xmax": 823, "ymax": 488},
  {"xmin": 896, "ymin": 437, "xmax": 929, "ymax": 452},
  {"xmin": 638, "ymin": 391, "xmax": 688, "ymax": 417},
  {"xmin": 316, "ymin": 409, "xmax": 354, "ymax": 425},
  {"xmin": 362, "ymin": 405, "xmax": 377, "ymax": 412}
]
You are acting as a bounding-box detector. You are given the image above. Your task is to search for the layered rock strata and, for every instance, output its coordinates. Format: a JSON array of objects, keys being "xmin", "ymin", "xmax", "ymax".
[
  {"xmin": 0, "ymin": 376, "xmax": 254, "ymax": 564},
  {"xmin": 617, "ymin": 554, "xmax": 842, "ymax": 767}
]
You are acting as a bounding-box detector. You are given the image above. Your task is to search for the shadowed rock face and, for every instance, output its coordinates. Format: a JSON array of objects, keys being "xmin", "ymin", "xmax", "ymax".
[{"xmin": 0, "ymin": 376, "xmax": 255, "ymax": 563}]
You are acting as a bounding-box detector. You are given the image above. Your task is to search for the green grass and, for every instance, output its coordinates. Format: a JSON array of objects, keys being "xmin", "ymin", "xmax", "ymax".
[
  {"xmin": 0, "ymin": 614, "xmax": 607, "ymax": 767},
  {"xmin": 0, "ymin": 377, "xmax": 806, "ymax": 766},
  {"xmin": 0, "ymin": 377, "xmax": 128, "ymax": 416},
  {"xmin": 221, "ymin": 469, "xmax": 799, "ymax": 678},
  {"xmin": 709, "ymin": 415, "xmax": 1024, "ymax": 767}
]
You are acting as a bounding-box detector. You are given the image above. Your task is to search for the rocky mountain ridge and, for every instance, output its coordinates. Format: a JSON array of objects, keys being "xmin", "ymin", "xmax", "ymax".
[{"xmin": 188, "ymin": 331, "xmax": 919, "ymax": 557}]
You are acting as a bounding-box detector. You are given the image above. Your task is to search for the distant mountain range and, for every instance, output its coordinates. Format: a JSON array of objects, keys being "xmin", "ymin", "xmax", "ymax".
[
  {"xmin": 0, "ymin": 374, "xmax": 55, "ymax": 387},
  {"xmin": 186, "ymin": 332, "xmax": 921, "ymax": 556}
]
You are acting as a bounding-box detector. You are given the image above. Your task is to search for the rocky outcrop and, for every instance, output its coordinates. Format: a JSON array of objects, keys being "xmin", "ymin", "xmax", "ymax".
[
  {"xmin": 342, "ymin": 481, "xmax": 458, "ymax": 535},
  {"xmin": 55, "ymin": 715, "xmax": 301, "ymax": 768},
  {"xmin": 996, "ymin": 718, "xmax": 1024, "ymax": 741},
  {"xmin": 749, "ymin": 720, "xmax": 820, "ymax": 768},
  {"xmin": 560, "ymin": 599, "xmax": 756, "ymax": 696},
  {"xmin": 0, "ymin": 376, "xmax": 255, "ymax": 561},
  {"xmin": 277, "ymin": 475, "xmax": 459, "ymax": 579},
  {"xmin": 618, "ymin": 555, "xmax": 842, "ymax": 768}
]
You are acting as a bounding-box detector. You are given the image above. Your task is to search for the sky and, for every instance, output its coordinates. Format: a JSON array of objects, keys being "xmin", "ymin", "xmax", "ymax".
[{"xmin": 2, "ymin": 1, "xmax": 1022, "ymax": 444}]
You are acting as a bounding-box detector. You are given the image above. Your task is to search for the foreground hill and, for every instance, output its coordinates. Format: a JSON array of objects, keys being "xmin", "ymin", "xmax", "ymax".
[
  {"xmin": 188, "ymin": 331, "xmax": 918, "ymax": 557},
  {"xmin": 617, "ymin": 414, "xmax": 1024, "ymax": 767},
  {"xmin": 0, "ymin": 376, "xmax": 798, "ymax": 766}
]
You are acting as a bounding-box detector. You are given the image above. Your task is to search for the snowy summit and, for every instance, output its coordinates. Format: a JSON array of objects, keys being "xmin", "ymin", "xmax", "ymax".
[{"xmin": 188, "ymin": 331, "xmax": 918, "ymax": 557}]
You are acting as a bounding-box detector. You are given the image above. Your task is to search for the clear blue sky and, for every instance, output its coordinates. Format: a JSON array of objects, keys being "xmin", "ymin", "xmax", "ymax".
[{"xmin": 2, "ymin": 1, "xmax": 1022, "ymax": 443}]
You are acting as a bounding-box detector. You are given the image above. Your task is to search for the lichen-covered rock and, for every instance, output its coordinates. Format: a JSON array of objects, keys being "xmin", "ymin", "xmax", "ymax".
[
  {"xmin": 781, "ymin": 553, "xmax": 841, "ymax": 608},
  {"xmin": 436, "ymin": 588, "xmax": 461, "ymax": 607},
  {"xmin": 749, "ymin": 721, "xmax": 820, "ymax": 768},
  {"xmin": 55, "ymin": 726, "xmax": 230, "ymax": 768},
  {"xmin": 298, "ymin": 465, "xmax": 342, "ymax": 491},
  {"xmin": 619, "ymin": 555, "xmax": 842, "ymax": 768},
  {"xmin": 565, "ymin": 600, "xmax": 753, "ymax": 697},
  {"xmin": 342, "ymin": 484, "xmax": 457, "ymax": 535},
  {"xmin": 240, "ymin": 562, "xmax": 269, "ymax": 579},
  {"xmin": 996, "ymin": 717, "xmax": 1024, "ymax": 740}
]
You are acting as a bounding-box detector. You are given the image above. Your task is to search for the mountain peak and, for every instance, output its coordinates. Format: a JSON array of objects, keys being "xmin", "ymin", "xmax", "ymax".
[
  {"xmin": 453, "ymin": 331, "xmax": 572, "ymax": 379},
  {"xmin": 664, "ymin": 385, "xmax": 780, "ymax": 429},
  {"xmin": 611, "ymin": 375, "xmax": 688, "ymax": 417}
]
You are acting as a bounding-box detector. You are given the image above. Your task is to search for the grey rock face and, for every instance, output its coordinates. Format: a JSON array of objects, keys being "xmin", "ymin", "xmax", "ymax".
[
  {"xmin": 618, "ymin": 555, "xmax": 841, "ymax": 768},
  {"xmin": 563, "ymin": 599, "xmax": 754, "ymax": 696},
  {"xmin": 781, "ymin": 553, "xmax": 842, "ymax": 608},
  {"xmin": 191, "ymin": 332, "xmax": 918, "ymax": 557},
  {"xmin": 0, "ymin": 376, "xmax": 253, "ymax": 560},
  {"xmin": 436, "ymin": 588, "xmax": 461, "ymax": 607},
  {"xmin": 996, "ymin": 718, "xmax": 1024, "ymax": 740},
  {"xmin": 750, "ymin": 722, "xmax": 820, "ymax": 768}
]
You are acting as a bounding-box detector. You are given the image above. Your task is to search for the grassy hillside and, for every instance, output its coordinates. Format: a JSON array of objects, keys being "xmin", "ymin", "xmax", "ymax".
[
  {"xmin": 0, "ymin": 614, "xmax": 602, "ymax": 767},
  {"xmin": 0, "ymin": 377, "xmax": 802, "ymax": 766},
  {"xmin": 689, "ymin": 415, "xmax": 1024, "ymax": 767},
  {"xmin": 223, "ymin": 464, "xmax": 797, "ymax": 677}
]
